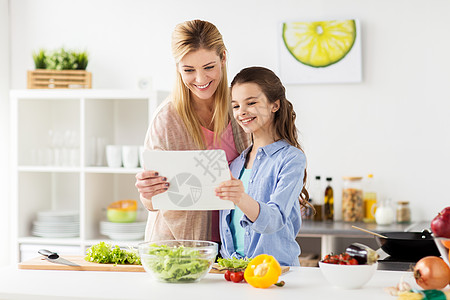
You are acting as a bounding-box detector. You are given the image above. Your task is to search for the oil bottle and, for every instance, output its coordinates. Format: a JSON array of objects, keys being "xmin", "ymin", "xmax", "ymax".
[
  {"xmin": 324, "ymin": 177, "xmax": 334, "ymax": 221},
  {"xmin": 363, "ymin": 174, "xmax": 377, "ymax": 223},
  {"xmin": 312, "ymin": 176, "xmax": 323, "ymax": 221}
]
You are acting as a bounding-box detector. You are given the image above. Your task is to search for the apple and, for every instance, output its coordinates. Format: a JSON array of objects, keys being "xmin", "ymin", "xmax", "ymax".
[{"xmin": 431, "ymin": 206, "xmax": 450, "ymax": 238}]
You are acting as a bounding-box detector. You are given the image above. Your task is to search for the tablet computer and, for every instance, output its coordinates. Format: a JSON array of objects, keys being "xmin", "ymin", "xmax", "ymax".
[{"xmin": 142, "ymin": 149, "xmax": 234, "ymax": 210}]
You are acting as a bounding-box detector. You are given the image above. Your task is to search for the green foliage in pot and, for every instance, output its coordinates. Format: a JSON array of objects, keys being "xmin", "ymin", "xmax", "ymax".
[
  {"xmin": 45, "ymin": 48, "xmax": 77, "ymax": 70},
  {"xmin": 32, "ymin": 47, "xmax": 89, "ymax": 70},
  {"xmin": 32, "ymin": 49, "xmax": 47, "ymax": 69},
  {"xmin": 74, "ymin": 51, "xmax": 89, "ymax": 70}
]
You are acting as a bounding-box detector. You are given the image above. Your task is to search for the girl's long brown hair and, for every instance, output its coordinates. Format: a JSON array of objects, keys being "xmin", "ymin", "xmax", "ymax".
[{"xmin": 230, "ymin": 66, "xmax": 310, "ymax": 207}]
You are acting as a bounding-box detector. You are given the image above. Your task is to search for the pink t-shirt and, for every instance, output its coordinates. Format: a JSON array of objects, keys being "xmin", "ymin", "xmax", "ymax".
[
  {"xmin": 202, "ymin": 122, "xmax": 240, "ymax": 163},
  {"xmin": 202, "ymin": 122, "xmax": 240, "ymax": 242}
]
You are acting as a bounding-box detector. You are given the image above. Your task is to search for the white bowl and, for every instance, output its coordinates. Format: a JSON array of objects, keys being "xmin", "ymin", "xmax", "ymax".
[
  {"xmin": 433, "ymin": 237, "xmax": 450, "ymax": 267},
  {"xmin": 319, "ymin": 261, "xmax": 378, "ymax": 289}
]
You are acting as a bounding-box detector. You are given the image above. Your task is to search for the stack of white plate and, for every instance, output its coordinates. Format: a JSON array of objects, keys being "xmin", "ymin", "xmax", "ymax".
[
  {"xmin": 32, "ymin": 210, "xmax": 80, "ymax": 238},
  {"xmin": 100, "ymin": 221, "xmax": 146, "ymax": 240}
]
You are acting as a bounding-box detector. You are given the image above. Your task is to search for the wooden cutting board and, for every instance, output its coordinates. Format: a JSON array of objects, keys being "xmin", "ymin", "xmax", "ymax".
[
  {"xmin": 18, "ymin": 256, "xmax": 145, "ymax": 272},
  {"xmin": 18, "ymin": 256, "xmax": 290, "ymax": 274}
]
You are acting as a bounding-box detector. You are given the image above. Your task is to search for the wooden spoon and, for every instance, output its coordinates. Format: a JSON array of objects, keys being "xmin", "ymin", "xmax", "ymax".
[{"xmin": 351, "ymin": 225, "xmax": 388, "ymax": 239}]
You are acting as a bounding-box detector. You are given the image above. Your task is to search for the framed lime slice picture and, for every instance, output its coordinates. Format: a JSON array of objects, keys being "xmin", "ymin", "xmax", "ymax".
[
  {"xmin": 282, "ymin": 20, "xmax": 356, "ymax": 68},
  {"xmin": 279, "ymin": 19, "xmax": 362, "ymax": 84}
]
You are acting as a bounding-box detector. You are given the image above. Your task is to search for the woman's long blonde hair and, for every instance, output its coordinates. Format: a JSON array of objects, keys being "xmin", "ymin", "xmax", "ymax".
[{"xmin": 171, "ymin": 19, "xmax": 230, "ymax": 149}]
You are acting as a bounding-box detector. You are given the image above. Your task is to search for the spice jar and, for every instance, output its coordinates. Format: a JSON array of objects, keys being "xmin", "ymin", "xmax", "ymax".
[
  {"xmin": 396, "ymin": 201, "xmax": 411, "ymax": 223},
  {"xmin": 342, "ymin": 177, "xmax": 364, "ymax": 222}
]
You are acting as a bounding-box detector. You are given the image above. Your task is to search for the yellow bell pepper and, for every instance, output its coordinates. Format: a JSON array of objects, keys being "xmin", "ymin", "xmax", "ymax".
[{"xmin": 244, "ymin": 254, "xmax": 282, "ymax": 288}]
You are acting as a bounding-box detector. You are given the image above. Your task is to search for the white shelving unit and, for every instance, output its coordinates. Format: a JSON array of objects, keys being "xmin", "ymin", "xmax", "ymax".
[{"xmin": 10, "ymin": 89, "xmax": 168, "ymax": 262}]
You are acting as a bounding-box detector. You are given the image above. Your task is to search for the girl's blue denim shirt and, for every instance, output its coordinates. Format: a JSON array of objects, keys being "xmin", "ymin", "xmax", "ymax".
[{"xmin": 219, "ymin": 139, "xmax": 306, "ymax": 266}]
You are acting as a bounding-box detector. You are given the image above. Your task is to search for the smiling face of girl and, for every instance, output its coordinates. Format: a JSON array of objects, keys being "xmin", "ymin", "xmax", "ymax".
[
  {"xmin": 231, "ymin": 82, "xmax": 280, "ymax": 139},
  {"xmin": 177, "ymin": 48, "xmax": 225, "ymax": 103}
]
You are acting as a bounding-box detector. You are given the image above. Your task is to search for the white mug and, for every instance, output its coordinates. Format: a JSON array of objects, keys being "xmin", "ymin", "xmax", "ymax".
[
  {"xmin": 106, "ymin": 145, "xmax": 122, "ymax": 168},
  {"xmin": 122, "ymin": 145, "xmax": 139, "ymax": 168}
]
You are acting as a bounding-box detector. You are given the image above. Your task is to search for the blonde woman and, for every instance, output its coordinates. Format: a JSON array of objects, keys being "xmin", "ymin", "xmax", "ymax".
[{"xmin": 135, "ymin": 20, "xmax": 249, "ymax": 243}]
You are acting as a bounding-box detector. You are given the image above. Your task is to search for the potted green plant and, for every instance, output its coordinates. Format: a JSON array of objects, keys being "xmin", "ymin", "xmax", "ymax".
[
  {"xmin": 74, "ymin": 51, "xmax": 89, "ymax": 70},
  {"xmin": 32, "ymin": 49, "xmax": 47, "ymax": 69},
  {"xmin": 32, "ymin": 47, "xmax": 89, "ymax": 70},
  {"xmin": 28, "ymin": 47, "xmax": 91, "ymax": 89},
  {"xmin": 42, "ymin": 48, "xmax": 89, "ymax": 70}
]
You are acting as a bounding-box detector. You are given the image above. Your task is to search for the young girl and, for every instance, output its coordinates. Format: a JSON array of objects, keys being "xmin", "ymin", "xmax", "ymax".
[{"xmin": 215, "ymin": 66, "xmax": 309, "ymax": 266}]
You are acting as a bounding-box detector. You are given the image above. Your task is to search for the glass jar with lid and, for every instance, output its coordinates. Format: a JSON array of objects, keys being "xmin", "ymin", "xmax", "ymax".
[
  {"xmin": 396, "ymin": 201, "xmax": 411, "ymax": 223},
  {"xmin": 342, "ymin": 176, "xmax": 364, "ymax": 222}
]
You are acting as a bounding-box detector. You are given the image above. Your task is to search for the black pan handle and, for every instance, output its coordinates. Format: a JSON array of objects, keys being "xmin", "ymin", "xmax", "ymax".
[
  {"xmin": 421, "ymin": 229, "xmax": 433, "ymax": 238},
  {"xmin": 38, "ymin": 249, "xmax": 59, "ymax": 259}
]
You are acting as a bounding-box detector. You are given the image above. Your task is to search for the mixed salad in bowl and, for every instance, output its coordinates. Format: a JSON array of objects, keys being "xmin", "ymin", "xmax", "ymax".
[{"xmin": 138, "ymin": 240, "xmax": 217, "ymax": 283}]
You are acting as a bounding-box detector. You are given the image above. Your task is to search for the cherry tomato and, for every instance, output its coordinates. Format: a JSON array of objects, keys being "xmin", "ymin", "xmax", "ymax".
[
  {"xmin": 339, "ymin": 253, "xmax": 350, "ymax": 261},
  {"xmin": 224, "ymin": 270, "xmax": 232, "ymax": 281},
  {"xmin": 322, "ymin": 252, "xmax": 365, "ymax": 265},
  {"xmin": 230, "ymin": 271, "xmax": 244, "ymax": 283}
]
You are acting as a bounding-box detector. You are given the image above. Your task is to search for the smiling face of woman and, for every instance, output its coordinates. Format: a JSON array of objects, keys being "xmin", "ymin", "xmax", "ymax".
[
  {"xmin": 231, "ymin": 82, "xmax": 280, "ymax": 138},
  {"xmin": 177, "ymin": 48, "xmax": 225, "ymax": 103}
]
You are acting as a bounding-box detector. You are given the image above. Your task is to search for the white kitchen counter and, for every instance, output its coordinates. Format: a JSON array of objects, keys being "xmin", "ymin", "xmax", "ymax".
[{"xmin": 0, "ymin": 265, "xmax": 417, "ymax": 300}]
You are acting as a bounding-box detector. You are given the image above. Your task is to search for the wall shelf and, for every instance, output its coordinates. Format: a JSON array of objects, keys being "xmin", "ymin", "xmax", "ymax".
[{"xmin": 10, "ymin": 89, "xmax": 168, "ymax": 262}]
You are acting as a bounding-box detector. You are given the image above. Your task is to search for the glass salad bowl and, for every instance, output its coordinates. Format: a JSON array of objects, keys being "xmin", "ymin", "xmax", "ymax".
[{"xmin": 138, "ymin": 240, "xmax": 218, "ymax": 283}]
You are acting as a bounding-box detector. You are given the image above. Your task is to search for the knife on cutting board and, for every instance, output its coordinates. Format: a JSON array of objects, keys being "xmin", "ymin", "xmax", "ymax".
[{"xmin": 38, "ymin": 249, "xmax": 81, "ymax": 267}]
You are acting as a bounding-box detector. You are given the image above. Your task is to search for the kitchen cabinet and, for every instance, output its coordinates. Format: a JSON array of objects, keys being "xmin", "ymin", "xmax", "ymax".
[{"xmin": 9, "ymin": 89, "xmax": 169, "ymax": 262}]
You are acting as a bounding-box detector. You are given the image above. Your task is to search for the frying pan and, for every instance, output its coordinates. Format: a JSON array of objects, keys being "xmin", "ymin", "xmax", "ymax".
[{"xmin": 375, "ymin": 231, "xmax": 441, "ymax": 259}]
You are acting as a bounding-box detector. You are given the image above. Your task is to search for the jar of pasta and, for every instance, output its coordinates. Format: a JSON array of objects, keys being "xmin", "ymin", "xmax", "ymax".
[{"xmin": 342, "ymin": 177, "xmax": 364, "ymax": 222}]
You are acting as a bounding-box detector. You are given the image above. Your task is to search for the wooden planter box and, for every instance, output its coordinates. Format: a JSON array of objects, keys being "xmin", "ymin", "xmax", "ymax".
[{"xmin": 27, "ymin": 70, "xmax": 92, "ymax": 89}]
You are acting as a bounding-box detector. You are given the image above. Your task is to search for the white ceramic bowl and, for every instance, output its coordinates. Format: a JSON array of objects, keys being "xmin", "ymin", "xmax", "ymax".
[
  {"xmin": 319, "ymin": 261, "xmax": 378, "ymax": 289},
  {"xmin": 139, "ymin": 240, "xmax": 217, "ymax": 283},
  {"xmin": 433, "ymin": 237, "xmax": 450, "ymax": 267}
]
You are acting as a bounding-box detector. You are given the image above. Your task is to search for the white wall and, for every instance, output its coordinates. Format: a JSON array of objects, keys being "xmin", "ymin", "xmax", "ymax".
[
  {"xmin": 0, "ymin": 0, "xmax": 10, "ymax": 266},
  {"xmin": 9, "ymin": 0, "xmax": 450, "ymax": 222}
]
